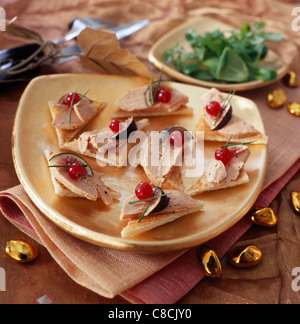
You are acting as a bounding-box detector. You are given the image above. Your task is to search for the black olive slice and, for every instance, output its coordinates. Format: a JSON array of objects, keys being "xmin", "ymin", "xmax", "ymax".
[
  {"xmin": 144, "ymin": 80, "xmax": 161, "ymax": 107},
  {"xmin": 211, "ymin": 104, "xmax": 232, "ymax": 131},
  {"xmin": 112, "ymin": 117, "xmax": 138, "ymax": 140},
  {"xmin": 144, "ymin": 80, "xmax": 169, "ymax": 107},
  {"xmin": 165, "ymin": 126, "xmax": 189, "ymax": 134},
  {"xmin": 162, "ymin": 126, "xmax": 194, "ymax": 141},
  {"xmin": 57, "ymin": 94, "xmax": 68, "ymax": 105},
  {"xmin": 56, "ymin": 93, "xmax": 92, "ymax": 105},
  {"xmin": 49, "ymin": 153, "xmax": 94, "ymax": 176},
  {"xmin": 144, "ymin": 187, "xmax": 170, "ymax": 216}
]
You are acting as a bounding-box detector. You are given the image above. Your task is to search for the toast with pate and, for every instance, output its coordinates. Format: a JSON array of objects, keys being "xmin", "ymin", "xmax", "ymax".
[
  {"xmin": 187, "ymin": 144, "xmax": 250, "ymax": 195},
  {"xmin": 63, "ymin": 118, "xmax": 150, "ymax": 167},
  {"xmin": 140, "ymin": 127, "xmax": 202, "ymax": 192},
  {"xmin": 49, "ymin": 92, "xmax": 106, "ymax": 147},
  {"xmin": 197, "ymin": 88, "xmax": 268, "ymax": 144},
  {"xmin": 45, "ymin": 150, "xmax": 119, "ymax": 205},
  {"xmin": 113, "ymin": 83, "xmax": 193, "ymax": 118},
  {"xmin": 120, "ymin": 188, "xmax": 204, "ymax": 238},
  {"xmin": 140, "ymin": 130, "xmax": 185, "ymax": 189}
]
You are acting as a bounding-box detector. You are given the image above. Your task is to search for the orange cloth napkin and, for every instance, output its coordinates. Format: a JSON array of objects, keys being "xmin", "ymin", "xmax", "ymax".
[{"xmin": 0, "ymin": 185, "xmax": 187, "ymax": 298}]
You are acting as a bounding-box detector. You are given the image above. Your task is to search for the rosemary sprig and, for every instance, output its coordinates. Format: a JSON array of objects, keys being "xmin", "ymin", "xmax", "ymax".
[
  {"xmin": 214, "ymin": 90, "xmax": 236, "ymax": 126},
  {"xmin": 68, "ymin": 89, "xmax": 90, "ymax": 123},
  {"xmin": 145, "ymin": 66, "xmax": 165, "ymax": 107},
  {"xmin": 68, "ymin": 90, "xmax": 77, "ymax": 123},
  {"xmin": 224, "ymin": 136, "xmax": 232, "ymax": 146},
  {"xmin": 220, "ymin": 136, "xmax": 256, "ymax": 147},
  {"xmin": 129, "ymin": 192, "xmax": 172, "ymax": 205},
  {"xmin": 221, "ymin": 140, "xmax": 256, "ymax": 148},
  {"xmin": 138, "ymin": 180, "xmax": 162, "ymax": 223},
  {"xmin": 153, "ymin": 66, "xmax": 164, "ymax": 103},
  {"xmin": 150, "ymin": 70, "xmax": 155, "ymax": 105},
  {"xmin": 48, "ymin": 164, "xmax": 88, "ymax": 168},
  {"xmin": 148, "ymin": 66, "xmax": 165, "ymax": 105}
]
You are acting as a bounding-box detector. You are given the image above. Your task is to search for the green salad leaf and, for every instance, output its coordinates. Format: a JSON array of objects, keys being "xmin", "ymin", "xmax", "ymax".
[{"xmin": 163, "ymin": 21, "xmax": 284, "ymax": 83}]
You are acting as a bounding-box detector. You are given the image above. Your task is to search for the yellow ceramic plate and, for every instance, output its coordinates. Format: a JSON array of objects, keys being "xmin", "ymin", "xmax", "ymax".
[
  {"xmin": 148, "ymin": 16, "xmax": 288, "ymax": 91},
  {"xmin": 13, "ymin": 74, "xmax": 267, "ymax": 253}
]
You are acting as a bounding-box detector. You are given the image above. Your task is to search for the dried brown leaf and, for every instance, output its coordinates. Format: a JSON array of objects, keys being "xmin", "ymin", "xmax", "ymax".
[{"xmin": 77, "ymin": 28, "xmax": 150, "ymax": 78}]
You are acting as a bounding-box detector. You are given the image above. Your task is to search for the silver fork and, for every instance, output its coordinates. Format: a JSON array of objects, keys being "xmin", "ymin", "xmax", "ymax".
[{"xmin": 53, "ymin": 17, "xmax": 118, "ymax": 45}]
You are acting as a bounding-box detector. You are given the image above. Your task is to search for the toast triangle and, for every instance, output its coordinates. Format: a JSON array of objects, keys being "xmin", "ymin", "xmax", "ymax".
[{"xmin": 121, "ymin": 200, "xmax": 204, "ymax": 238}]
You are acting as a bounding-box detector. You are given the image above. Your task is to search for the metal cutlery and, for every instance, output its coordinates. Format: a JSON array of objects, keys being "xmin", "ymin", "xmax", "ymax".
[
  {"xmin": 47, "ymin": 19, "xmax": 150, "ymax": 66},
  {"xmin": 0, "ymin": 19, "xmax": 149, "ymax": 81},
  {"xmin": 52, "ymin": 17, "xmax": 117, "ymax": 45}
]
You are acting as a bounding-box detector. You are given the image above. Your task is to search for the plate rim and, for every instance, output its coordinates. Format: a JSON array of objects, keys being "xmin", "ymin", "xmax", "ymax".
[
  {"xmin": 148, "ymin": 16, "xmax": 288, "ymax": 91},
  {"xmin": 12, "ymin": 73, "xmax": 268, "ymax": 253}
]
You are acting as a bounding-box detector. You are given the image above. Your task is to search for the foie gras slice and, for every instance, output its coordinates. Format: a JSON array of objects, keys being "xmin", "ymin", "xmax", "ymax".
[
  {"xmin": 140, "ymin": 131, "xmax": 184, "ymax": 187},
  {"xmin": 198, "ymin": 88, "xmax": 268, "ymax": 144},
  {"xmin": 113, "ymin": 84, "xmax": 193, "ymax": 118},
  {"xmin": 62, "ymin": 118, "xmax": 150, "ymax": 167},
  {"xmin": 120, "ymin": 189, "xmax": 204, "ymax": 238},
  {"xmin": 46, "ymin": 151, "xmax": 118, "ymax": 205},
  {"xmin": 187, "ymin": 145, "xmax": 251, "ymax": 195},
  {"xmin": 49, "ymin": 93, "xmax": 106, "ymax": 147}
]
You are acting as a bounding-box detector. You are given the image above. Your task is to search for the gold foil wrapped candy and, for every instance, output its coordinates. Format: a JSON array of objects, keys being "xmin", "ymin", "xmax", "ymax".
[
  {"xmin": 287, "ymin": 102, "xmax": 300, "ymax": 117},
  {"xmin": 267, "ymin": 88, "xmax": 287, "ymax": 109},
  {"xmin": 5, "ymin": 239, "xmax": 38, "ymax": 263},
  {"xmin": 282, "ymin": 70, "xmax": 299, "ymax": 88},
  {"xmin": 290, "ymin": 191, "xmax": 300, "ymax": 214},
  {"xmin": 229, "ymin": 245, "xmax": 262, "ymax": 268},
  {"xmin": 248, "ymin": 208, "xmax": 278, "ymax": 227},
  {"xmin": 197, "ymin": 245, "xmax": 222, "ymax": 278}
]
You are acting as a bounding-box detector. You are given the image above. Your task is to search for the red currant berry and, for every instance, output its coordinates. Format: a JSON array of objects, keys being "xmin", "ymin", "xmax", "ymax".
[
  {"xmin": 68, "ymin": 162, "xmax": 85, "ymax": 180},
  {"xmin": 206, "ymin": 101, "xmax": 222, "ymax": 116},
  {"xmin": 135, "ymin": 182, "xmax": 153, "ymax": 200},
  {"xmin": 156, "ymin": 89, "xmax": 172, "ymax": 103},
  {"xmin": 64, "ymin": 92, "xmax": 81, "ymax": 107},
  {"xmin": 170, "ymin": 130, "xmax": 185, "ymax": 147},
  {"xmin": 215, "ymin": 147, "xmax": 233, "ymax": 165},
  {"xmin": 109, "ymin": 120, "xmax": 121, "ymax": 133}
]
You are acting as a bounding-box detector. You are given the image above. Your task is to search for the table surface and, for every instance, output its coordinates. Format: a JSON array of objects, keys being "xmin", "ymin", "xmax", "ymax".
[{"xmin": 0, "ymin": 0, "xmax": 300, "ymax": 304}]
